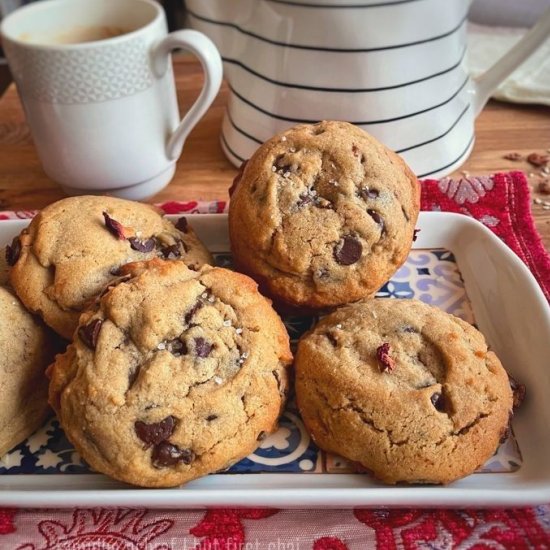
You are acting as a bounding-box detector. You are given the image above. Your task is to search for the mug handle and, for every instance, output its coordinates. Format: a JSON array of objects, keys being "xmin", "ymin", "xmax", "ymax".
[
  {"xmin": 472, "ymin": 7, "xmax": 550, "ymax": 116},
  {"xmin": 151, "ymin": 30, "xmax": 223, "ymax": 161}
]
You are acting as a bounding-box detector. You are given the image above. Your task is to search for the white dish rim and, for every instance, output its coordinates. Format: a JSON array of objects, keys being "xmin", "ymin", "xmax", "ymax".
[{"xmin": 0, "ymin": 210, "xmax": 549, "ymax": 508}]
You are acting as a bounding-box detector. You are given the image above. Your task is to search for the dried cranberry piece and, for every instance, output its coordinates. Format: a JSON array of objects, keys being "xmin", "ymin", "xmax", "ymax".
[
  {"xmin": 175, "ymin": 217, "xmax": 188, "ymax": 233},
  {"xmin": 413, "ymin": 229, "xmax": 420, "ymax": 242},
  {"xmin": 352, "ymin": 144, "xmax": 360, "ymax": 157},
  {"xmin": 5, "ymin": 236, "xmax": 21, "ymax": 266},
  {"xmin": 194, "ymin": 337, "xmax": 213, "ymax": 358},
  {"xmin": 135, "ymin": 416, "xmax": 176, "ymax": 449},
  {"xmin": 333, "ymin": 236, "xmax": 362, "ymax": 265},
  {"xmin": 376, "ymin": 343, "xmax": 395, "ymax": 372},
  {"xmin": 152, "ymin": 442, "xmax": 195, "ymax": 467},
  {"xmin": 367, "ymin": 209, "xmax": 385, "ymax": 232},
  {"xmin": 128, "ymin": 237, "xmax": 155, "ymax": 253},
  {"xmin": 184, "ymin": 301, "xmax": 203, "ymax": 325},
  {"xmin": 78, "ymin": 319, "xmax": 103, "ymax": 349},
  {"xmin": 360, "ymin": 187, "xmax": 379, "ymax": 200},
  {"xmin": 229, "ymin": 159, "xmax": 248, "ymax": 196},
  {"xmin": 102, "ymin": 212, "xmax": 126, "ymax": 240},
  {"xmin": 430, "ymin": 392, "xmax": 446, "ymax": 412},
  {"xmin": 161, "ymin": 244, "xmax": 181, "ymax": 259}
]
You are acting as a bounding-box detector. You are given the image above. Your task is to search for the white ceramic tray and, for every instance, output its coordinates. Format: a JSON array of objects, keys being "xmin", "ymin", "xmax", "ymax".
[{"xmin": 1, "ymin": 211, "xmax": 549, "ymax": 508}]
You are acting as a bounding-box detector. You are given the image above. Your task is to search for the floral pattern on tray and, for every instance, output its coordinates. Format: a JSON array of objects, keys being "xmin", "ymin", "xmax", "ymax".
[{"xmin": 0, "ymin": 249, "xmax": 522, "ymax": 476}]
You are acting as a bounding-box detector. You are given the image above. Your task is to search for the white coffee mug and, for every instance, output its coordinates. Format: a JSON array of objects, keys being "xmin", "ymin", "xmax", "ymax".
[
  {"xmin": 187, "ymin": 0, "xmax": 550, "ymax": 178},
  {"xmin": 1, "ymin": 0, "xmax": 223, "ymax": 199}
]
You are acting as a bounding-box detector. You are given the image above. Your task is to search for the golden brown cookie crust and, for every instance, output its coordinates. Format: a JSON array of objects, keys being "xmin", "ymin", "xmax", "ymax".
[
  {"xmin": 48, "ymin": 259, "xmax": 292, "ymax": 488},
  {"xmin": 8, "ymin": 196, "xmax": 213, "ymax": 339},
  {"xmin": 295, "ymin": 299, "xmax": 513, "ymax": 485},
  {"xmin": 229, "ymin": 121, "xmax": 420, "ymax": 308},
  {"xmin": 0, "ymin": 286, "xmax": 61, "ymax": 457}
]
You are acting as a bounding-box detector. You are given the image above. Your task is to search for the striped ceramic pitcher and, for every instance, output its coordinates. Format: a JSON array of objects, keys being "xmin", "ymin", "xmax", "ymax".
[{"xmin": 187, "ymin": 0, "xmax": 550, "ymax": 178}]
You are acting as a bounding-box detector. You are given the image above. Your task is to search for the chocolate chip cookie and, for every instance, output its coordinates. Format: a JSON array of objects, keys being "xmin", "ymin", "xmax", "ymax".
[
  {"xmin": 48, "ymin": 259, "xmax": 291, "ymax": 487},
  {"xmin": 229, "ymin": 121, "xmax": 420, "ymax": 309},
  {"xmin": 295, "ymin": 299, "xmax": 514, "ymax": 484},
  {"xmin": 0, "ymin": 285, "xmax": 61, "ymax": 457},
  {"xmin": 8, "ymin": 196, "xmax": 212, "ymax": 339}
]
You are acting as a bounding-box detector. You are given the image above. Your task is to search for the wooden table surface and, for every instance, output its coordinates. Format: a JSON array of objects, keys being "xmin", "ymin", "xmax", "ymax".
[{"xmin": 0, "ymin": 56, "xmax": 549, "ymax": 248}]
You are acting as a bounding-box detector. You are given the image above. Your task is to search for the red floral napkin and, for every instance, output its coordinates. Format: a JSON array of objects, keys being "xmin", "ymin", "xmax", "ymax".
[{"xmin": 1, "ymin": 171, "xmax": 549, "ymax": 548}]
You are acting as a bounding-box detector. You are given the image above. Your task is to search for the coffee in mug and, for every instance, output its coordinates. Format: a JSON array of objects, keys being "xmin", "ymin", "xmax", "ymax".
[
  {"xmin": 20, "ymin": 25, "xmax": 129, "ymax": 45},
  {"xmin": 1, "ymin": 0, "xmax": 223, "ymax": 199}
]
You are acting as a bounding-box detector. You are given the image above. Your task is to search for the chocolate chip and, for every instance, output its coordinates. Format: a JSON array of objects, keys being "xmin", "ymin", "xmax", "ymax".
[
  {"xmin": 194, "ymin": 337, "xmax": 213, "ymax": 358},
  {"xmin": 360, "ymin": 187, "xmax": 379, "ymax": 200},
  {"xmin": 257, "ymin": 431, "xmax": 267, "ymax": 441},
  {"xmin": 152, "ymin": 442, "xmax": 194, "ymax": 468},
  {"xmin": 184, "ymin": 301, "xmax": 203, "ymax": 325},
  {"xmin": 333, "ymin": 235, "xmax": 362, "ymax": 265},
  {"xmin": 376, "ymin": 343, "xmax": 395, "ymax": 372},
  {"xmin": 128, "ymin": 237, "xmax": 155, "ymax": 253},
  {"xmin": 134, "ymin": 416, "xmax": 176, "ymax": 448},
  {"xmin": 175, "ymin": 217, "xmax": 188, "ymax": 233},
  {"xmin": 206, "ymin": 414, "xmax": 218, "ymax": 422},
  {"xmin": 430, "ymin": 392, "xmax": 446, "ymax": 412},
  {"xmin": 161, "ymin": 244, "xmax": 181, "ymax": 259},
  {"xmin": 413, "ymin": 229, "xmax": 420, "ymax": 242},
  {"xmin": 367, "ymin": 209, "xmax": 385, "ymax": 232},
  {"xmin": 5, "ymin": 236, "xmax": 21, "ymax": 266},
  {"xmin": 102, "ymin": 212, "xmax": 126, "ymax": 240},
  {"xmin": 78, "ymin": 319, "xmax": 103, "ymax": 349}
]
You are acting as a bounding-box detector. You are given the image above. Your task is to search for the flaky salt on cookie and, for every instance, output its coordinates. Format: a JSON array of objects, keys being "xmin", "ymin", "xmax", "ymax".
[
  {"xmin": 229, "ymin": 121, "xmax": 420, "ymax": 309},
  {"xmin": 295, "ymin": 299, "xmax": 514, "ymax": 485},
  {"xmin": 48, "ymin": 259, "xmax": 291, "ymax": 488},
  {"xmin": 8, "ymin": 195, "xmax": 212, "ymax": 339}
]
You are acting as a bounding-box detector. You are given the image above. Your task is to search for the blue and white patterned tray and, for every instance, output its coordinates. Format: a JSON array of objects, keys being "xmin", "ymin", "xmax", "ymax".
[{"xmin": 0, "ymin": 249, "xmax": 522, "ymax": 476}]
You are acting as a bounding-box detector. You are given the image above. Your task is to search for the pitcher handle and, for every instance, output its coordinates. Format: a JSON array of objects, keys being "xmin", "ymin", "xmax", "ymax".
[
  {"xmin": 472, "ymin": 7, "xmax": 550, "ymax": 116},
  {"xmin": 152, "ymin": 30, "xmax": 223, "ymax": 161}
]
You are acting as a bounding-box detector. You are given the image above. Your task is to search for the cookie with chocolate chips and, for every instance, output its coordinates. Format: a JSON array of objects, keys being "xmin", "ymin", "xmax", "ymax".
[
  {"xmin": 48, "ymin": 259, "xmax": 291, "ymax": 487},
  {"xmin": 295, "ymin": 299, "xmax": 514, "ymax": 485},
  {"xmin": 0, "ymin": 285, "xmax": 62, "ymax": 457},
  {"xmin": 8, "ymin": 196, "xmax": 212, "ymax": 339},
  {"xmin": 229, "ymin": 121, "xmax": 420, "ymax": 309}
]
